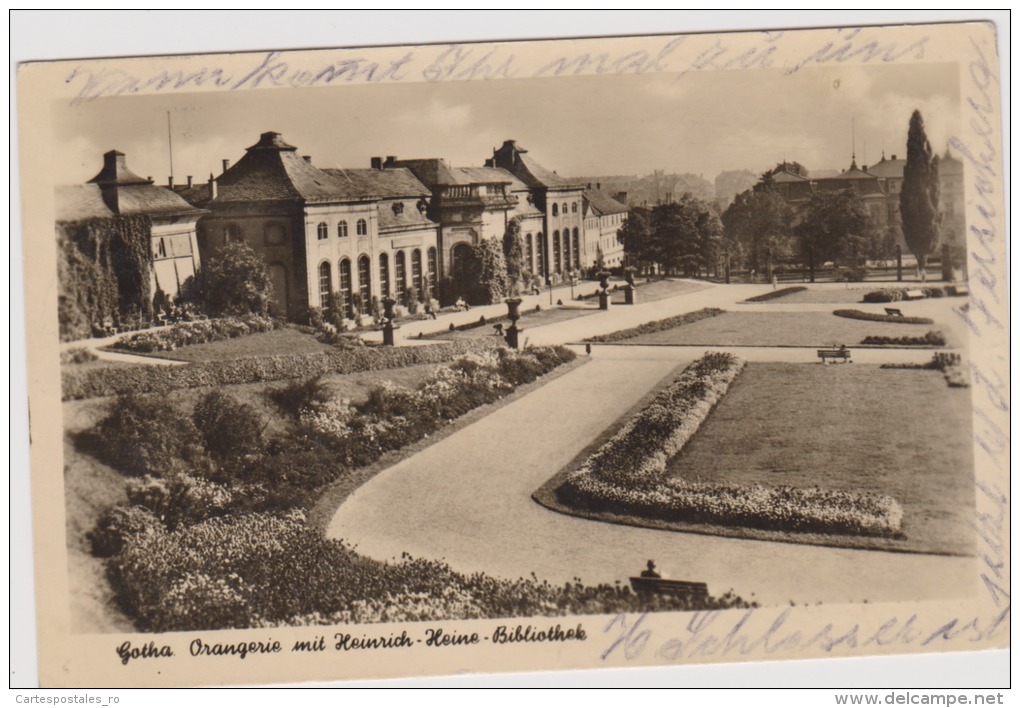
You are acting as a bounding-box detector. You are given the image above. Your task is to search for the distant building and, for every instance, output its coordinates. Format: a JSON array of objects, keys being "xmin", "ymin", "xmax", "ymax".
[
  {"xmin": 714, "ymin": 169, "xmax": 757, "ymax": 209},
  {"xmin": 582, "ymin": 187, "xmax": 629, "ymax": 270}
]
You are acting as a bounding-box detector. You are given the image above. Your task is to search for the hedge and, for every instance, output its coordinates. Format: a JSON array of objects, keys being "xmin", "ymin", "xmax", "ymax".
[
  {"xmin": 744, "ymin": 286, "xmax": 807, "ymax": 303},
  {"xmin": 62, "ymin": 339, "xmax": 501, "ymax": 400},
  {"xmin": 860, "ymin": 331, "xmax": 946, "ymax": 346},
  {"xmin": 585, "ymin": 308, "xmax": 724, "ymax": 343},
  {"xmin": 833, "ymin": 309, "xmax": 934, "ymax": 325},
  {"xmin": 862, "ymin": 286, "xmax": 948, "ymax": 303}
]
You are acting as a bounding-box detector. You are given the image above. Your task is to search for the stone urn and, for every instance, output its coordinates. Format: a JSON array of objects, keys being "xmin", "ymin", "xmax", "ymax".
[
  {"xmin": 381, "ymin": 296, "xmax": 398, "ymax": 346},
  {"xmin": 504, "ymin": 297, "xmax": 523, "ymax": 349}
]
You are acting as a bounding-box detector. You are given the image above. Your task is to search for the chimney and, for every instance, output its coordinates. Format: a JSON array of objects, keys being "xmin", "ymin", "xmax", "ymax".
[
  {"xmin": 596, "ymin": 182, "xmax": 601, "ymax": 190},
  {"xmin": 863, "ymin": 165, "xmax": 868, "ymax": 172},
  {"xmin": 187, "ymin": 175, "xmax": 194, "ymax": 189},
  {"xmin": 167, "ymin": 176, "xmax": 174, "ymax": 189},
  {"xmin": 484, "ymin": 158, "xmax": 494, "ymax": 168},
  {"xmin": 370, "ymin": 157, "xmax": 382, "ymax": 169},
  {"xmin": 147, "ymin": 176, "xmax": 152, "ymax": 182},
  {"xmin": 222, "ymin": 159, "xmax": 230, "ymax": 172},
  {"xmin": 891, "ymin": 154, "xmax": 897, "ymax": 160},
  {"xmin": 209, "ymin": 174, "xmax": 217, "ymax": 200},
  {"xmin": 303, "ymin": 155, "xmax": 312, "ymax": 163},
  {"xmin": 385, "ymin": 156, "xmax": 397, "ymax": 167}
]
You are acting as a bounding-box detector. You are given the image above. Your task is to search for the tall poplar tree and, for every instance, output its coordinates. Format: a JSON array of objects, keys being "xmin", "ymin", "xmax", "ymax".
[{"xmin": 899, "ymin": 110, "xmax": 942, "ymax": 279}]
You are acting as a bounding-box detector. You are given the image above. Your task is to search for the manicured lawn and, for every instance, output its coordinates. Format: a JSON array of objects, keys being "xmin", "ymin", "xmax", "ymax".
[
  {"xmin": 623, "ymin": 311, "xmax": 950, "ymax": 347},
  {"xmin": 757, "ymin": 287, "xmax": 884, "ymax": 305},
  {"xmin": 672, "ymin": 363, "xmax": 974, "ymax": 554},
  {"xmin": 610, "ymin": 278, "xmax": 708, "ymax": 304},
  {"xmin": 422, "ymin": 306, "xmax": 596, "ymax": 340},
  {"xmin": 156, "ymin": 326, "xmax": 335, "ymax": 362}
]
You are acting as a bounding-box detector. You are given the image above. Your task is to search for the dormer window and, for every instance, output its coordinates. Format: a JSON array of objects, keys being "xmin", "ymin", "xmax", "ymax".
[{"xmin": 392, "ymin": 202, "xmax": 404, "ymax": 216}]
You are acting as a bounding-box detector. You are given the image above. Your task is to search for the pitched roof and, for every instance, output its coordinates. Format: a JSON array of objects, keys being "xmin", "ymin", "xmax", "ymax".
[
  {"xmin": 55, "ymin": 184, "xmax": 113, "ymax": 221},
  {"xmin": 323, "ymin": 167, "xmax": 431, "ymax": 199},
  {"xmin": 516, "ymin": 152, "xmax": 583, "ymax": 189},
  {"xmin": 212, "ymin": 132, "xmax": 360, "ymax": 204},
  {"xmin": 584, "ymin": 189, "xmax": 629, "ymax": 216},
  {"xmin": 451, "ymin": 166, "xmax": 530, "ymax": 192},
  {"xmin": 771, "ymin": 168, "xmax": 810, "ymax": 183},
  {"xmin": 866, "ymin": 157, "xmax": 906, "ymax": 179}
]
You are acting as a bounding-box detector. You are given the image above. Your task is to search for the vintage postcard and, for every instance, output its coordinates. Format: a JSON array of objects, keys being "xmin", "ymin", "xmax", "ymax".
[{"xmin": 15, "ymin": 18, "xmax": 1008, "ymax": 688}]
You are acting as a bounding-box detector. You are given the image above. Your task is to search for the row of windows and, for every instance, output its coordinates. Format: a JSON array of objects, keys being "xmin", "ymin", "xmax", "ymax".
[
  {"xmin": 519, "ymin": 228, "xmax": 582, "ymax": 278},
  {"xmin": 317, "ymin": 219, "xmax": 369, "ymax": 240},
  {"xmin": 317, "ymin": 248, "xmax": 439, "ymax": 316},
  {"xmin": 550, "ymin": 202, "xmax": 580, "ymax": 217}
]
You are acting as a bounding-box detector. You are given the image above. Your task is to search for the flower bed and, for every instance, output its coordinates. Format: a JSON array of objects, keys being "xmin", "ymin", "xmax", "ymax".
[
  {"xmin": 585, "ymin": 308, "xmax": 724, "ymax": 343},
  {"xmin": 861, "ymin": 331, "xmax": 945, "ymax": 346},
  {"xmin": 881, "ymin": 352, "xmax": 969, "ymax": 388},
  {"xmin": 862, "ymin": 286, "xmax": 948, "ymax": 303},
  {"xmin": 556, "ymin": 352, "xmax": 904, "ymax": 537},
  {"xmin": 743, "ymin": 286, "xmax": 807, "ymax": 303},
  {"xmin": 107, "ymin": 511, "xmax": 750, "ymax": 632},
  {"xmin": 114, "ymin": 315, "xmax": 278, "ymax": 353},
  {"xmin": 62, "ymin": 338, "xmax": 500, "ymax": 400},
  {"xmin": 60, "ymin": 347, "xmax": 97, "ymax": 365},
  {"xmin": 833, "ymin": 309, "xmax": 934, "ymax": 325}
]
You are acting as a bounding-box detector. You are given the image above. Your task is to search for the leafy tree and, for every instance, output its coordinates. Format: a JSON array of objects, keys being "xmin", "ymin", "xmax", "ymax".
[
  {"xmin": 649, "ymin": 194, "xmax": 722, "ymax": 276},
  {"xmin": 900, "ymin": 110, "xmax": 942, "ymax": 278},
  {"xmin": 464, "ymin": 238, "xmax": 511, "ymax": 305},
  {"xmin": 722, "ymin": 188, "xmax": 793, "ymax": 274},
  {"xmin": 796, "ymin": 189, "xmax": 875, "ymax": 282},
  {"xmin": 185, "ymin": 241, "xmax": 274, "ymax": 316},
  {"xmin": 502, "ymin": 216, "xmax": 527, "ymax": 288},
  {"xmin": 616, "ymin": 207, "xmax": 653, "ymax": 272}
]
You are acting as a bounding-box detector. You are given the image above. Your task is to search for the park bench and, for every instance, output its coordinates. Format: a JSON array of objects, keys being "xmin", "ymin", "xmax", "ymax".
[
  {"xmin": 884, "ymin": 308, "xmax": 903, "ymax": 317},
  {"xmin": 817, "ymin": 348, "xmax": 852, "ymax": 364},
  {"xmin": 630, "ymin": 576, "xmax": 709, "ymax": 600},
  {"xmin": 903, "ymin": 289, "xmax": 925, "ymax": 300}
]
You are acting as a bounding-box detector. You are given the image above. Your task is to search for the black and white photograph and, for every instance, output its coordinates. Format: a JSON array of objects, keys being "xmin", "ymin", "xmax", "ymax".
[{"xmin": 13, "ymin": 13, "xmax": 1009, "ymax": 691}]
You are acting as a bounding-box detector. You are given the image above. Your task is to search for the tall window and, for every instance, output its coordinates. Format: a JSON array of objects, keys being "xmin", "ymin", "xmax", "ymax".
[
  {"xmin": 358, "ymin": 256, "xmax": 371, "ymax": 313},
  {"xmin": 317, "ymin": 222, "xmax": 328, "ymax": 241},
  {"xmin": 572, "ymin": 202, "xmax": 578, "ymax": 214},
  {"xmin": 411, "ymin": 249, "xmax": 423, "ymax": 298},
  {"xmin": 427, "ymin": 247, "xmax": 438, "ymax": 299},
  {"xmin": 451, "ymin": 243, "xmax": 472, "ymax": 297},
  {"xmin": 339, "ymin": 258, "xmax": 352, "ymax": 318},
  {"xmin": 572, "ymin": 228, "xmax": 581, "ymax": 269},
  {"xmin": 395, "ymin": 251, "xmax": 406, "ymax": 296},
  {"xmin": 553, "ymin": 231, "xmax": 561, "ymax": 274},
  {"xmin": 337, "ymin": 220, "xmax": 348, "ymax": 238},
  {"xmin": 356, "ymin": 218, "xmax": 368, "ymax": 236},
  {"xmin": 562, "ymin": 203, "xmax": 569, "ymax": 216},
  {"xmin": 318, "ymin": 261, "xmax": 332, "ymax": 307},
  {"xmin": 551, "ymin": 203, "xmax": 558, "ymax": 217},
  {"xmin": 536, "ymin": 232, "xmax": 546, "ymax": 278},
  {"xmin": 379, "ymin": 252, "xmax": 390, "ymax": 298},
  {"xmin": 526, "ymin": 234, "xmax": 534, "ymax": 273},
  {"xmin": 564, "ymin": 233, "xmax": 571, "ymax": 272}
]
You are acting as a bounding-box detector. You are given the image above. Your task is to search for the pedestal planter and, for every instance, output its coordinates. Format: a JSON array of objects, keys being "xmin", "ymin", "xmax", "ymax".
[
  {"xmin": 381, "ymin": 297, "xmax": 399, "ymax": 346},
  {"xmin": 504, "ymin": 297, "xmax": 523, "ymax": 349}
]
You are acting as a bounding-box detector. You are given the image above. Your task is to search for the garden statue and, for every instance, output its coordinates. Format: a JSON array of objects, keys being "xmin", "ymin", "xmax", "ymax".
[
  {"xmin": 597, "ymin": 271, "xmax": 612, "ymax": 310},
  {"xmin": 623, "ymin": 267, "xmax": 637, "ymax": 305},
  {"xmin": 504, "ymin": 297, "xmax": 523, "ymax": 349},
  {"xmin": 381, "ymin": 296, "xmax": 398, "ymax": 346}
]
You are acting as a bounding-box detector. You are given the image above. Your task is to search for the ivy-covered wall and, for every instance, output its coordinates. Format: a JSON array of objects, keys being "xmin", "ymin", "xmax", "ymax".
[{"xmin": 57, "ymin": 214, "xmax": 153, "ymax": 341}]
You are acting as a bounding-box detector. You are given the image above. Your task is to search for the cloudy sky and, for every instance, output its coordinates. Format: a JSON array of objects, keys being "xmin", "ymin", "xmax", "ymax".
[{"xmin": 52, "ymin": 61, "xmax": 960, "ymax": 187}]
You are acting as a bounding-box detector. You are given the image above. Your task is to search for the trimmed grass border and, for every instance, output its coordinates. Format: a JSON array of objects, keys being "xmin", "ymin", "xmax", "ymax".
[
  {"xmin": 743, "ymin": 286, "xmax": 808, "ymax": 303},
  {"xmin": 834, "ymin": 309, "xmax": 935, "ymax": 325},
  {"xmin": 584, "ymin": 308, "xmax": 725, "ymax": 343}
]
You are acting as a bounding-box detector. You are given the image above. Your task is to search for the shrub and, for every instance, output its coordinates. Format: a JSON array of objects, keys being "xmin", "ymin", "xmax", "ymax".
[
  {"xmin": 862, "ymin": 289, "xmax": 904, "ymax": 303},
  {"xmin": 832, "ymin": 309, "xmax": 934, "ymax": 325},
  {"xmin": 60, "ymin": 347, "xmax": 98, "ymax": 365},
  {"xmin": 183, "ymin": 242, "xmax": 274, "ymax": 316},
  {"xmin": 88, "ymin": 505, "xmax": 164, "ymax": 558},
  {"xmin": 861, "ymin": 331, "xmax": 946, "ymax": 346},
  {"xmin": 268, "ymin": 375, "xmax": 332, "ymax": 419},
  {"xmin": 585, "ymin": 308, "xmax": 724, "ymax": 343},
  {"xmin": 63, "ymin": 338, "xmax": 501, "ymax": 400},
  {"xmin": 125, "ymin": 472, "xmax": 234, "ymax": 530},
  {"xmin": 192, "ymin": 390, "xmax": 267, "ymax": 468},
  {"xmin": 744, "ymin": 286, "xmax": 807, "ymax": 303},
  {"xmin": 91, "ymin": 394, "xmax": 211, "ymax": 478}
]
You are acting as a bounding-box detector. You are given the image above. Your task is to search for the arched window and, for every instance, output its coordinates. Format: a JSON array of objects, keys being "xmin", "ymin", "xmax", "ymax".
[
  {"xmin": 356, "ymin": 218, "xmax": 368, "ymax": 236},
  {"xmin": 536, "ymin": 232, "xmax": 546, "ymax": 278},
  {"xmin": 317, "ymin": 222, "xmax": 329, "ymax": 241},
  {"xmin": 379, "ymin": 252, "xmax": 390, "ymax": 298},
  {"xmin": 411, "ymin": 249, "xmax": 423, "ymax": 298},
  {"xmin": 562, "ymin": 203, "xmax": 569, "ymax": 216},
  {"xmin": 525, "ymin": 233, "xmax": 534, "ymax": 273},
  {"xmin": 337, "ymin": 220, "xmax": 348, "ymax": 238},
  {"xmin": 394, "ymin": 251, "xmax": 406, "ymax": 296},
  {"xmin": 427, "ymin": 247, "xmax": 438, "ymax": 299},
  {"xmin": 318, "ymin": 261, "xmax": 332, "ymax": 307},
  {"xmin": 572, "ymin": 202, "xmax": 578, "ymax": 214},
  {"xmin": 358, "ymin": 256, "xmax": 371, "ymax": 313},
  {"xmin": 564, "ymin": 232, "xmax": 571, "ymax": 272},
  {"xmin": 551, "ymin": 203, "xmax": 558, "ymax": 217},
  {"xmin": 339, "ymin": 258, "xmax": 352, "ymax": 318},
  {"xmin": 572, "ymin": 228, "xmax": 581, "ymax": 269},
  {"xmin": 553, "ymin": 231, "xmax": 561, "ymax": 274}
]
